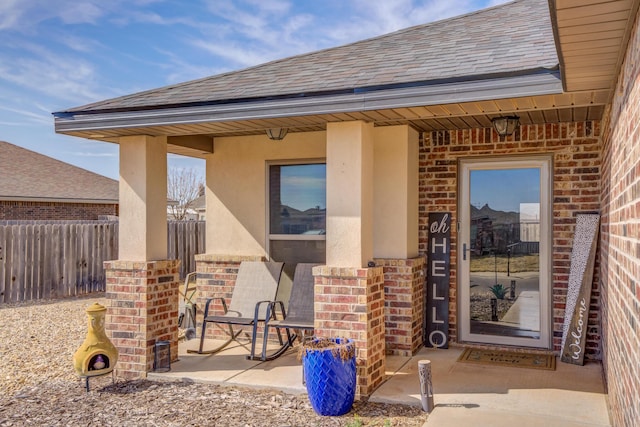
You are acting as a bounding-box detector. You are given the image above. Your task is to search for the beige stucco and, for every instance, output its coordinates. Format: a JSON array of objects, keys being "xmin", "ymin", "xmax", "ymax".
[
  {"xmin": 204, "ymin": 122, "xmax": 419, "ymax": 267},
  {"xmin": 326, "ymin": 121, "xmax": 374, "ymax": 267},
  {"xmin": 373, "ymin": 125, "xmax": 419, "ymax": 259},
  {"xmin": 205, "ymin": 131, "xmax": 326, "ymax": 255},
  {"xmin": 118, "ymin": 135, "xmax": 168, "ymax": 261}
]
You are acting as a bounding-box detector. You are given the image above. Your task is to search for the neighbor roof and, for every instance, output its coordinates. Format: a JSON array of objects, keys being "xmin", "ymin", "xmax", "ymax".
[
  {"xmin": 0, "ymin": 141, "xmax": 118, "ymax": 203},
  {"xmin": 60, "ymin": 0, "xmax": 557, "ymax": 114}
]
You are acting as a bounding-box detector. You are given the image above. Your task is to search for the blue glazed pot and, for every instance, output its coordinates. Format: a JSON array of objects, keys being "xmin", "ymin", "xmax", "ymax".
[{"xmin": 302, "ymin": 337, "xmax": 356, "ymax": 416}]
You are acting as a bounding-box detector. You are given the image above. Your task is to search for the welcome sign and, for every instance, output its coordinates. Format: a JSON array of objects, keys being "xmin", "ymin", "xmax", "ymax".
[
  {"xmin": 561, "ymin": 214, "xmax": 600, "ymax": 365},
  {"xmin": 425, "ymin": 212, "xmax": 450, "ymax": 348}
]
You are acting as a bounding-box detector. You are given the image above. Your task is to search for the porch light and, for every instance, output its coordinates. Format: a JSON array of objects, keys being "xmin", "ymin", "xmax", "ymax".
[
  {"xmin": 491, "ymin": 116, "xmax": 520, "ymax": 137},
  {"xmin": 266, "ymin": 128, "xmax": 288, "ymax": 140}
]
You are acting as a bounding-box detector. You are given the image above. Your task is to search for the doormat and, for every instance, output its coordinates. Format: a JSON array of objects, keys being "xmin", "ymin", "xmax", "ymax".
[{"xmin": 457, "ymin": 348, "xmax": 556, "ymax": 370}]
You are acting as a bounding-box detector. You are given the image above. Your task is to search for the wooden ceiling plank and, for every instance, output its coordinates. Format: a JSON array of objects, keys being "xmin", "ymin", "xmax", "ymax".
[
  {"xmin": 558, "ymin": 19, "xmax": 628, "ymax": 36},
  {"xmin": 493, "ymin": 98, "xmax": 518, "ymax": 113},
  {"xmin": 562, "ymin": 38, "xmax": 623, "ymax": 51},
  {"xmin": 563, "ymin": 45, "xmax": 620, "ymax": 57},
  {"xmin": 573, "ymin": 107, "xmax": 588, "ymax": 122},
  {"xmin": 561, "ymin": 29, "xmax": 626, "ymax": 44},
  {"xmin": 556, "ymin": 0, "xmax": 621, "ymax": 9},
  {"xmin": 556, "ymin": 1, "xmax": 633, "ymax": 21},
  {"xmin": 512, "ymin": 97, "xmax": 535, "ymax": 110},
  {"xmin": 557, "ymin": 107, "xmax": 574, "ymax": 122},
  {"xmin": 587, "ymin": 105, "xmax": 606, "ymax": 120},
  {"xmin": 532, "ymin": 96, "xmax": 557, "ymax": 109},
  {"xmin": 559, "ymin": 10, "xmax": 630, "ymax": 27},
  {"xmin": 392, "ymin": 108, "xmax": 422, "ymax": 119},
  {"xmin": 475, "ymin": 101, "xmax": 500, "ymax": 114},
  {"xmin": 543, "ymin": 109, "xmax": 560, "ymax": 123}
]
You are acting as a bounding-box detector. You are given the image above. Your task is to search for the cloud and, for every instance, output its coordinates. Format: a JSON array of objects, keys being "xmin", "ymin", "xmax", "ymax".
[
  {"xmin": 0, "ymin": 42, "xmax": 106, "ymax": 103},
  {"xmin": 68, "ymin": 151, "xmax": 117, "ymax": 157},
  {"xmin": 0, "ymin": 0, "xmax": 105, "ymax": 31},
  {"xmin": 0, "ymin": 104, "xmax": 51, "ymax": 125}
]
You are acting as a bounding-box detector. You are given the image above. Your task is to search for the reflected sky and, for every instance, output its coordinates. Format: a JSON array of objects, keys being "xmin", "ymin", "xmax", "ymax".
[
  {"xmin": 281, "ymin": 164, "xmax": 326, "ymax": 211},
  {"xmin": 471, "ymin": 168, "xmax": 540, "ymax": 212}
]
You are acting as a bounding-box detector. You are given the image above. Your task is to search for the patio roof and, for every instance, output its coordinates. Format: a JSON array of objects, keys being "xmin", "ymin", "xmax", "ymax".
[{"xmin": 53, "ymin": 0, "xmax": 635, "ymax": 157}]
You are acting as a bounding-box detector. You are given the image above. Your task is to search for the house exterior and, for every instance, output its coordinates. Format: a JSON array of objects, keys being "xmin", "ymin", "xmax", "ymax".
[
  {"xmin": 0, "ymin": 140, "xmax": 118, "ymax": 220},
  {"xmin": 53, "ymin": 0, "xmax": 640, "ymax": 425}
]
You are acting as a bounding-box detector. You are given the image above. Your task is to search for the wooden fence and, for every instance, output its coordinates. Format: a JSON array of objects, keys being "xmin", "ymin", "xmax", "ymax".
[{"xmin": 0, "ymin": 220, "xmax": 205, "ymax": 303}]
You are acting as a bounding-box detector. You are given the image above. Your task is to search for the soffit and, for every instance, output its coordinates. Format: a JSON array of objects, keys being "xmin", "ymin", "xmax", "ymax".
[
  {"xmin": 552, "ymin": 0, "xmax": 640, "ymax": 92},
  {"xmin": 60, "ymin": 89, "xmax": 609, "ymax": 159}
]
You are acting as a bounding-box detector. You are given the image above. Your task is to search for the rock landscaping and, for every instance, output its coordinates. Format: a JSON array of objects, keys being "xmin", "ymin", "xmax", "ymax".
[{"xmin": 0, "ymin": 295, "xmax": 427, "ymax": 426}]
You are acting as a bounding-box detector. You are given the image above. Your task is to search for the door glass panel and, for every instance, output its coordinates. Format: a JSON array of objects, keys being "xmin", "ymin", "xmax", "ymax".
[{"xmin": 468, "ymin": 168, "xmax": 541, "ymax": 340}]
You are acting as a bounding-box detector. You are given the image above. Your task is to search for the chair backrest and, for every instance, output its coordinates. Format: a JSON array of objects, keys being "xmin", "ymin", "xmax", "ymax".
[
  {"xmin": 285, "ymin": 263, "xmax": 319, "ymax": 321},
  {"xmin": 227, "ymin": 261, "xmax": 284, "ymax": 319}
]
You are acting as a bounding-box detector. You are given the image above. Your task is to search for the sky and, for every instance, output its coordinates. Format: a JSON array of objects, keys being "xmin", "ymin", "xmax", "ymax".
[{"xmin": 1, "ymin": 0, "xmax": 509, "ymax": 181}]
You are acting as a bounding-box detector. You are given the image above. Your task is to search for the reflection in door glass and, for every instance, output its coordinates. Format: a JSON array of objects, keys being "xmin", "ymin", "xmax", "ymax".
[{"xmin": 468, "ymin": 168, "xmax": 541, "ymax": 339}]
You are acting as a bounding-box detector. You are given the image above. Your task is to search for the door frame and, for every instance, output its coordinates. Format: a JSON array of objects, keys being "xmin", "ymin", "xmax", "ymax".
[{"xmin": 458, "ymin": 155, "xmax": 553, "ymax": 349}]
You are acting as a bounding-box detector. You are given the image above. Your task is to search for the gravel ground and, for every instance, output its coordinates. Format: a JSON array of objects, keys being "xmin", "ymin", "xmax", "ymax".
[{"xmin": 0, "ymin": 295, "xmax": 428, "ymax": 427}]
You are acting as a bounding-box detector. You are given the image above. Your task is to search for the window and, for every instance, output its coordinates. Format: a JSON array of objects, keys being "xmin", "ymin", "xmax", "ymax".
[{"xmin": 268, "ymin": 162, "xmax": 326, "ymax": 268}]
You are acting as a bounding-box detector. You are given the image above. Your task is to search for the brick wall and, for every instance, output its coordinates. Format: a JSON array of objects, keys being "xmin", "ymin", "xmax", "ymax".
[
  {"xmin": 0, "ymin": 200, "xmax": 118, "ymax": 220},
  {"xmin": 104, "ymin": 260, "xmax": 181, "ymax": 379},
  {"xmin": 313, "ymin": 266, "xmax": 386, "ymax": 398},
  {"xmin": 376, "ymin": 257, "xmax": 426, "ymax": 356},
  {"xmin": 600, "ymin": 8, "xmax": 640, "ymax": 427},
  {"xmin": 419, "ymin": 122, "xmax": 602, "ymax": 355}
]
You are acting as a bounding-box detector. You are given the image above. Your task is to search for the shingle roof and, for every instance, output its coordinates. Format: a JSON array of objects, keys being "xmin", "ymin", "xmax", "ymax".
[
  {"xmin": 63, "ymin": 0, "xmax": 557, "ymax": 114},
  {"xmin": 0, "ymin": 141, "xmax": 118, "ymax": 202}
]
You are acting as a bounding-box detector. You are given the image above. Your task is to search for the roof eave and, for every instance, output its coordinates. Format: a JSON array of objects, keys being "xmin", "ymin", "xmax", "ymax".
[{"xmin": 54, "ymin": 69, "xmax": 562, "ymax": 135}]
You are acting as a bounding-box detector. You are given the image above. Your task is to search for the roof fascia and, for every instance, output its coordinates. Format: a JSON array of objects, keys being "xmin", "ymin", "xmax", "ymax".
[
  {"xmin": 546, "ymin": 0, "xmax": 567, "ymax": 92},
  {"xmin": 54, "ymin": 70, "xmax": 562, "ymax": 134}
]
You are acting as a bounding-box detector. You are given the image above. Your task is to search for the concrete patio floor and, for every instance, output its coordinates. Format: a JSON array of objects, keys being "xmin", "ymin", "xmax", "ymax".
[{"xmin": 148, "ymin": 338, "xmax": 610, "ymax": 427}]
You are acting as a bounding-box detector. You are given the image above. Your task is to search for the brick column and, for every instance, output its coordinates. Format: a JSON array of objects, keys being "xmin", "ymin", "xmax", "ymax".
[
  {"xmin": 104, "ymin": 260, "xmax": 181, "ymax": 379},
  {"xmin": 314, "ymin": 265, "xmax": 385, "ymax": 398},
  {"xmin": 376, "ymin": 257, "xmax": 426, "ymax": 356},
  {"xmin": 194, "ymin": 254, "xmax": 265, "ymax": 340}
]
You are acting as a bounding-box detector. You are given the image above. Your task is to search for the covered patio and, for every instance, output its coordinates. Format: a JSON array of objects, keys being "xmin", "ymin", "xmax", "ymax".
[
  {"xmin": 53, "ymin": 0, "xmax": 640, "ymax": 424},
  {"xmin": 147, "ymin": 339, "xmax": 610, "ymax": 426}
]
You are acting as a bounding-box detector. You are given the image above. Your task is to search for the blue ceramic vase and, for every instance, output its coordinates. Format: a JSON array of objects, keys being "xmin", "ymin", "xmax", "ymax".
[{"xmin": 302, "ymin": 337, "xmax": 356, "ymax": 416}]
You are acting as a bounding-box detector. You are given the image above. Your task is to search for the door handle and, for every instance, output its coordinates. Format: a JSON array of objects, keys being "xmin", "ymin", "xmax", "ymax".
[{"xmin": 463, "ymin": 243, "xmax": 470, "ymax": 261}]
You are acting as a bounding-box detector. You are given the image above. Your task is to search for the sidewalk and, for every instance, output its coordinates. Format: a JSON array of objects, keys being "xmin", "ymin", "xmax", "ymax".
[{"xmin": 149, "ymin": 339, "xmax": 610, "ymax": 427}]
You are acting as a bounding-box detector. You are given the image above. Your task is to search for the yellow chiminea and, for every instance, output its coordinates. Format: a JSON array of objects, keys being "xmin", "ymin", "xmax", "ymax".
[{"xmin": 73, "ymin": 302, "xmax": 118, "ymax": 389}]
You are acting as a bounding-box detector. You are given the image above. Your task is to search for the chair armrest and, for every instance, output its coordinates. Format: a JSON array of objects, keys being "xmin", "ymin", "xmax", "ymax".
[
  {"xmin": 262, "ymin": 300, "xmax": 287, "ymax": 327},
  {"xmin": 203, "ymin": 297, "xmax": 228, "ymax": 318}
]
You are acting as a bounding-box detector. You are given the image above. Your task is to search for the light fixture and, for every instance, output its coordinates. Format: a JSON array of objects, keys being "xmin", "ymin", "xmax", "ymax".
[
  {"xmin": 266, "ymin": 128, "xmax": 288, "ymax": 141},
  {"xmin": 491, "ymin": 116, "xmax": 520, "ymax": 137}
]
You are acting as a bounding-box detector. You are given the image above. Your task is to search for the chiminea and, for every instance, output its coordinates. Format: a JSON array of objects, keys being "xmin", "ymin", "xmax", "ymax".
[{"xmin": 73, "ymin": 302, "xmax": 118, "ymax": 390}]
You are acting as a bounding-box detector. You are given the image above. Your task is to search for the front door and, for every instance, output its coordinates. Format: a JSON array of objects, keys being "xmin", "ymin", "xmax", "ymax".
[{"xmin": 459, "ymin": 156, "xmax": 551, "ymax": 348}]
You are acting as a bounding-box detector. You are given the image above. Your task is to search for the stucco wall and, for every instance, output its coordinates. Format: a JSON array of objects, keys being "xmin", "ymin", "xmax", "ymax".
[
  {"xmin": 600, "ymin": 8, "xmax": 640, "ymax": 427},
  {"xmin": 206, "ymin": 126, "xmax": 418, "ymax": 261},
  {"xmin": 205, "ymin": 131, "xmax": 326, "ymax": 256},
  {"xmin": 419, "ymin": 122, "xmax": 602, "ymax": 354}
]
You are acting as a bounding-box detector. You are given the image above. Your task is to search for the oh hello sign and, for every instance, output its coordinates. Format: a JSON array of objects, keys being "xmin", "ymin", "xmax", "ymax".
[{"xmin": 425, "ymin": 212, "xmax": 450, "ymax": 348}]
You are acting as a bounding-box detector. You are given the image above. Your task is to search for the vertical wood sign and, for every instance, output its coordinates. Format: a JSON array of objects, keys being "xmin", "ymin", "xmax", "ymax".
[
  {"xmin": 561, "ymin": 214, "xmax": 600, "ymax": 365},
  {"xmin": 425, "ymin": 212, "xmax": 450, "ymax": 348}
]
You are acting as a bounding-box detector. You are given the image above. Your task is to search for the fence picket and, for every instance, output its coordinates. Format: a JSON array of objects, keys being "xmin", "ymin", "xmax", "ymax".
[
  {"xmin": 0, "ymin": 220, "xmax": 205, "ymax": 303},
  {"xmin": 0, "ymin": 226, "xmax": 6, "ymax": 303}
]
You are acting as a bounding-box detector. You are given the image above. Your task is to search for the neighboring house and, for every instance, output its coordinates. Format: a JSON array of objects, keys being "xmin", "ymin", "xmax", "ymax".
[
  {"xmin": 191, "ymin": 194, "xmax": 205, "ymax": 221},
  {"xmin": 166, "ymin": 195, "xmax": 204, "ymax": 220},
  {"xmin": 53, "ymin": 0, "xmax": 640, "ymax": 424},
  {"xmin": 0, "ymin": 141, "xmax": 118, "ymax": 220}
]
